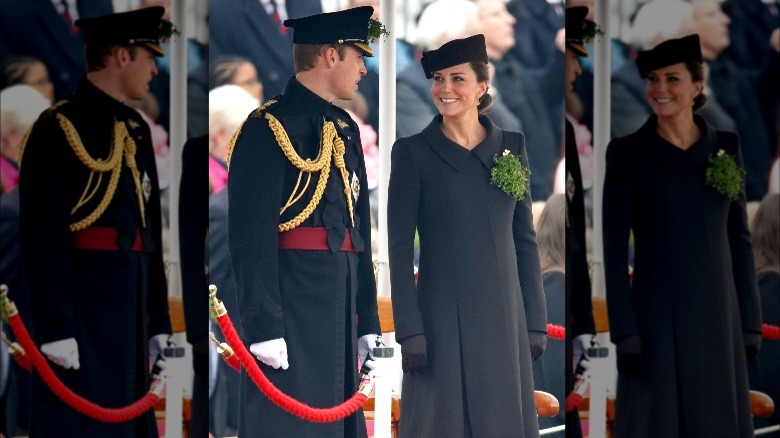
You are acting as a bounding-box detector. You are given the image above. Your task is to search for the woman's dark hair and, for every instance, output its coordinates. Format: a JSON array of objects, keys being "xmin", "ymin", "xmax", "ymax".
[
  {"xmin": 684, "ymin": 60, "xmax": 707, "ymax": 112},
  {"xmin": 469, "ymin": 61, "xmax": 493, "ymax": 113},
  {"xmin": 751, "ymin": 193, "xmax": 780, "ymax": 274},
  {"xmin": 210, "ymin": 55, "xmax": 254, "ymax": 90},
  {"xmin": 1, "ymin": 56, "xmax": 41, "ymax": 89}
]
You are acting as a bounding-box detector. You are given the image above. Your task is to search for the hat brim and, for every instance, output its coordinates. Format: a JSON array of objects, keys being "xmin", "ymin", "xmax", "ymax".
[
  {"xmin": 347, "ymin": 41, "xmax": 374, "ymax": 57},
  {"xmin": 568, "ymin": 42, "xmax": 588, "ymax": 57},
  {"xmin": 141, "ymin": 42, "xmax": 165, "ymax": 57}
]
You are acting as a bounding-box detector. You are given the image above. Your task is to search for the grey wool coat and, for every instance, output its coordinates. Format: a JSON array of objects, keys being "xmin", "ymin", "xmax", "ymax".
[
  {"xmin": 388, "ymin": 115, "xmax": 547, "ymax": 437},
  {"xmin": 603, "ymin": 115, "xmax": 762, "ymax": 437}
]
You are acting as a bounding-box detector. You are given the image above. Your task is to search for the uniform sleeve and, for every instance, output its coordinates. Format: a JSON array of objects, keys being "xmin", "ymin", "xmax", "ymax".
[
  {"xmin": 387, "ymin": 139, "xmax": 425, "ymax": 341},
  {"xmin": 352, "ymin": 121, "xmax": 381, "ymax": 337},
  {"xmin": 512, "ymin": 132, "xmax": 547, "ymax": 333},
  {"xmin": 602, "ymin": 138, "xmax": 638, "ymax": 342},
  {"xmin": 726, "ymin": 136, "xmax": 762, "ymax": 334},
  {"xmin": 228, "ymin": 114, "xmax": 287, "ymax": 343},
  {"xmin": 18, "ymin": 114, "xmax": 77, "ymax": 344}
]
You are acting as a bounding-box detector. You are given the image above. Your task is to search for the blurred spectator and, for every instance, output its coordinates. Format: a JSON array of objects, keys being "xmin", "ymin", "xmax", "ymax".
[
  {"xmin": 610, "ymin": 0, "xmax": 736, "ymax": 138},
  {"xmin": 693, "ymin": 0, "xmax": 775, "ymax": 200},
  {"xmin": 209, "ymin": 55, "xmax": 263, "ymax": 101},
  {"xmin": 0, "ymin": 0, "xmax": 113, "ymax": 99},
  {"xmin": 1, "ymin": 85, "xmax": 51, "ymax": 193},
  {"xmin": 507, "ymin": 0, "xmax": 564, "ymax": 70},
  {"xmin": 747, "ymin": 193, "xmax": 779, "ymax": 432},
  {"xmin": 532, "ymin": 193, "xmax": 566, "ymax": 430},
  {"xmin": 208, "ymin": 85, "xmax": 260, "ymax": 194},
  {"xmin": 1, "ymin": 56, "xmax": 54, "ymax": 102},
  {"xmin": 209, "ymin": 0, "xmax": 321, "ymax": 97},
  {"xmin": 478, "ymin": 0, "xmax": 563, "ymax": 200},
  {"xmin": 0, "ymin": 84, "xmax": 46, "ymax": 438}
]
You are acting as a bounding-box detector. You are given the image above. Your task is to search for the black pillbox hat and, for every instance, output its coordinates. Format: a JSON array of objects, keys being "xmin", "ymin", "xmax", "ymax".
[
  {"xmin": 565, "ymin": 6, "xmax": 589, "ymax": 57},
  {"xmin": 75, "ymin": 7, "xmax": 166, "ymax": 57},
  {"xmin": 284, "ymin": 6, "xmax": 375, "ymax": 57},
  {"xmin": 635, "ymin": 34, "xmax": 702, "ymax": 79},
  {"xmin": 420, "ymin": 34, "xmax": 489, "ymax": 79}
]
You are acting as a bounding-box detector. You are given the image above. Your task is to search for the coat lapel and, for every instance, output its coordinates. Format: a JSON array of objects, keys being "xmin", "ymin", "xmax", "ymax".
[
  {"xmin": 241, "ymin": 0, "xmax": 293, "ymax": 69},
  {"xmin": 421, "ymin": 115, "xmax": 470, "ymax": 171},
  {"xmin": 33, "ymin": 0, "xmax": 83, "ymax": 69}
]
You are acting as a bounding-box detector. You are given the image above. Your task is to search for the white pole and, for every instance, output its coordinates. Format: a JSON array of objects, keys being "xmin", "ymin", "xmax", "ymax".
[
  {"xmin": 590, "ymin": 0, "xmax": 610, "ymax": 301},
  {"xmin": 376, "ymin": 0, "xmax": 396, "ymax": 299},
  {"xmin": 164, "ymin": 1, "xmax": 186, "ymax": 436},
  {"xmin": 589, "ymin": 1, "xmax": 611, "ymax": 436}
]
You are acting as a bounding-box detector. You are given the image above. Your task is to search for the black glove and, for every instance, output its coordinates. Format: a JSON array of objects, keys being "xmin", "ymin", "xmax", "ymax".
[
  {"xmin": 615, "ymin": 335, "xmax": 643, "ymax": 374},
  {"xmin": 529, "ymin": 331, "xmax": 547, "ymax": 361},
  {"xmin": 400, "ymin": 334, "xmax": 428, "ymax": 375},
  {"xmin": 744, "ymin": 332, "xmax": 762, "ymax": 360}
]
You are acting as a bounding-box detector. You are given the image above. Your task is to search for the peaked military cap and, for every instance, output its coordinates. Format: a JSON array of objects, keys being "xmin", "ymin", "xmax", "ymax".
[
  {"xmin": 75, "ymin": 6, "xmax": 168, "ymax": 57},
  {"xmin": 420, "ymin": 34, "xmax": 489, "ymax": 79},
  {"xmin": 565, "ymin": 6, "xmax": 590, "ymax": 56},
  {"xmin": 284, "ymin": 6, "xmax": 377, "ymax": 57},
  {"xmin": 635, "ymin": 34, "xmax": 702, "ymax": 79}
]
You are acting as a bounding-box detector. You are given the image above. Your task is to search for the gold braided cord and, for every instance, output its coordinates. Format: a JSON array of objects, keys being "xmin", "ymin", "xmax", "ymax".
[
  {"xmin": 69, "ymin": 158, "xmax": 121, "ymax": 232},
  {"xmin": 226, "ymin": 99, "xmax": 278, "ymax": 169},
  {"xmin": 57, "ymin": 114, "xmax": 123, "ymax": 172},
  {"xmin": 266, "ymin": 113, "xmax": 331, "ymax": 173},
  {"xmin": 122, "ymin": 131, "xmax": 146, "ymax": 228},
  {"xmin": 332, "ymin": 136, "xmax": 355, "ymax": 227},
  {"xmin": 67, "ymin": 121, "xmax": 145, "ymax": 232},
  {"xmin": 71, "ymin": 170, "xmax": 101, "ymax": 215},
  {"xmin": 273, "ymin": 116, "xmax": 334, "ymax": 232},
  {"xmin": 280, "ymin": 170, "xmax": 313, "ymax": 216}
]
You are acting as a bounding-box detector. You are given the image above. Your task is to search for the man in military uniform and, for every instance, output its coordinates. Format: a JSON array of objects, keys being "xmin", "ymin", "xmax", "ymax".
[
  {"xmin": 18, "ymin": 7, "xmax": 172, "ymax": 437},
  {"xmin": 227, "ymin": 6, "xmax": 382, "ymax": 437},
  {"xmin": 564, "ymin": 6, "xmax": 598, "ymax": 438}
]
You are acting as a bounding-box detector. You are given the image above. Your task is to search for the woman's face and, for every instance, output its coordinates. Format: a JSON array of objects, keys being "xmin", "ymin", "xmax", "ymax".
[
  {"xmin": 431, "ymin": 62, "xmax": 486, "ymax": 119},
  {"xmin": 645, "ymin": 62, "xmax": 701, "ymax": 119},
  {"xmin": 24, "ymin": 61, "xmax": 54, "ymax": 102},
  {"xmin": 233, "ymin": 62, "xmax": 263, "ymax": 102}
]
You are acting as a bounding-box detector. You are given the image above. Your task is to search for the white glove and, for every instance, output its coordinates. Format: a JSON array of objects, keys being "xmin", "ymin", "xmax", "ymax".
[
  {"xmin": 41, "ymin": 338, "xmax": 80, "ymax": 370},
  {"xmin": 358, "ymin": 334, "xmax": 381, "ymax": 361},
  {"xmin": 250, "ymin": 338, "xmax": 289, "ymax": 370},
  {"xmin": 361, "ymin": 358, "xmax": 377, "ymax": 379},
  {"xmin": 149, "ymin": 334, "xmax": 173, "ymax": 372},
  {"xmin": 573, "ymin": 333, "xmax": 594, "ymax": 365}
]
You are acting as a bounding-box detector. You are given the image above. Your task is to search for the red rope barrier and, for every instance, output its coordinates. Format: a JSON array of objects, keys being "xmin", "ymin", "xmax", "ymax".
[
  {"xmin": 763, "ymin": 323, "xmax": 779, "ymax": 341},
  {"xmin": 547, "ymin": 323, "xmax": 565, "ymax": 340},
  {"xmin": 2, "ymin": 292, "xmax": 161, "ymax": 423},
  {"xmin": 215, "ymin": 310, "xmax": 369, "ymax": 422}
]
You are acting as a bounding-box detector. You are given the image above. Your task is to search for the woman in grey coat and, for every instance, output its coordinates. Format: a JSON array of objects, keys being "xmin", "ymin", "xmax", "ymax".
[
  {"xmin": 388, "ymin": 34, "xmax": 547, "ymax": 438},
  {"xmin": 603, "ymin": 35, "xmax": 762, "ymax": 437}
]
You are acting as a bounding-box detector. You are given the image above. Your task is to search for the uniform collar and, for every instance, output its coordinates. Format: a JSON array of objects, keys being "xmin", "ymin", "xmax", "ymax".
[
  {"xmin": 75, "ymin": 78, "xmax": 136, "ymax": 115},
  {"xmin": 421, "ymin": 114, "xmax": 503, "ymax": 171},
  {"xmin": 282, "ymin": 76, "xmax": 332, "ymax": 116}
]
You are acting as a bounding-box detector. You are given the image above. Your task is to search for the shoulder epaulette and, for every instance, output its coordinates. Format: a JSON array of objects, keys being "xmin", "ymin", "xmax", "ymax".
[{"xmin": 226, "ymin": 98, "xmax": 279, "ymax": 168}]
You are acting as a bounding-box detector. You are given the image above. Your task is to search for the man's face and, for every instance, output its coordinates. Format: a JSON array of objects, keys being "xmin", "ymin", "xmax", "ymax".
[
  {"xmin": 565, "ymin": 49, "xmax": 582, "ymax": 91},
  {"xmin": 120, "ymin": 46, "xmax": 158, "ymax": 101},
  {"xmin": 478, "ymin": 0, "xmax": 516, "ymax": 59},
  {"xmin": 331, "ymin": 46, "xmax": 367, "ymax": 101},
  {"xmin": 692, "ymin": 0, "xmax": 730, "ymax": 59}
]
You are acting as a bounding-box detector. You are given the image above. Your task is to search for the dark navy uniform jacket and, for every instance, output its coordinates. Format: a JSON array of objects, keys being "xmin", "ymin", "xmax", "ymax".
[
  {"xmin": 228, "ymin": 77, "xmax": 379, "ymax": 437},
  {"xmin": 19, "ymin": 78, "xmax": 170, "ymax": 438}
]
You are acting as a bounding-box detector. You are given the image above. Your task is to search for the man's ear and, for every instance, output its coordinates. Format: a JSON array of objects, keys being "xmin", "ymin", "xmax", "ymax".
[
  {"xmin": 323, "ymin": 46, "xmax": 338, "ymax": 68},
  {"xmin": 113, "ymin": 46, "xmax": 130, "ymax": 68}
]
